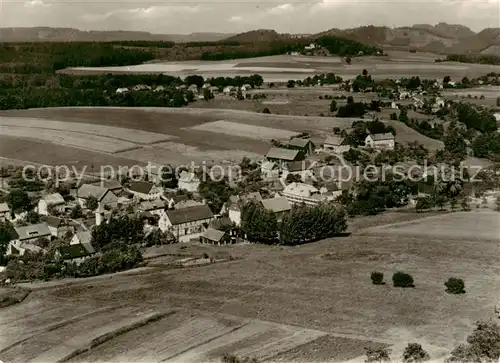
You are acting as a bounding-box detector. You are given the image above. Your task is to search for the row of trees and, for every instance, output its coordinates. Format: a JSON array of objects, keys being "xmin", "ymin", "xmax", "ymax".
[{"xmin": 241, "ymin": 202, "xmax": 348, "ymax": 245}]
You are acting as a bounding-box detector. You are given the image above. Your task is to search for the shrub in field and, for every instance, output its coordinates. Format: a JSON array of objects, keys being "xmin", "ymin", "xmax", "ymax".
[
  {"xmin": 221, "ymin": 353, "xmax": 258, "ymax": 363},
  {"xmin": 392, "ymin": 272, "xmax": 415, "ymax": 288},
  {"xmin": 444, "ymin": 277, "xmax": 465, "ymax": 294},
  {"xmin": 365, "ymin": 347, "xmax": 390, "ymax": 362},
  {"xmin": 403, "ymin": 343, "xmax": 430, "ymax": 362},
  {"xmin": 371, "ymin": 271, "xmax": 384, "ymax": 285}
]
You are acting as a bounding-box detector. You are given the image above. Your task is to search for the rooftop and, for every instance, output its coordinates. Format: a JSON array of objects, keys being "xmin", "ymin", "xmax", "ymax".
[
  {"xmin": 41, "ymin": 215, "xmax": 63, "ymax": 228},
  {"xmin": 57, "ymin": 244, "xmax": 92, "ymax": 260},
  {"xmin": 369, "ymin": 133, "xmax": 395, "ymax": 141},
  {"xmin": 77, "ymin": 184, "xmax": 109, "ymax": 201},
  {"xmin": 201, "ymin": 228, "xmax": 226, "ymax": 243},
  {"xmin": 283, "ymin": 182, "xmax": 320, "ymax": 198},
  {"xmin": 14, "ymin": 223, "xmax": 51, "ymax": 241},
  {"xmin": 129, "ymin": 181, "xmax": 154, "ymax": 195},
  {"xmin": 324, "ymin": 136, "xmax": 347, "ymax": 146},
  {"xmin": 261, "ymin": 197, "xmax": 291, "ymax": 214},
  {"xmin": 288, "ymin": 138, "xmax": 313, "ymax": 148},
  {"xmin": 0, "ymin": 202, "xmax": 9, "ymax": 213},
  {"xmin": 166, "ymin": 204, "xmax": 214, "ymax": 225},
  {"xmin": 266, "ymin": 148, "xmax": 301, "ymax": 161},
  {"xmin": 43, "ymin": 193, "xmax": 65, "ymax": 206}
]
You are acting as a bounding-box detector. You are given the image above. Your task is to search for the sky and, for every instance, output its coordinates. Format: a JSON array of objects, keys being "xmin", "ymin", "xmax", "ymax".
[{"xmin": 0, "ymin": 0, "xmax": 498, "ymax": 34}]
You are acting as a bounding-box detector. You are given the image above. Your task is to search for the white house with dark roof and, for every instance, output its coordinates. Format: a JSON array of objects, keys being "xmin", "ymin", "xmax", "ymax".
[
  {"xmin": 159, "ymin": 204, "xmax": 214, "ymax": 242},
  {"xmin": 281, "ymin": 160, "xmax": 315, "ymax": 182},
  {"xmin": 365, "ymin": 133, "xmax": 395, "ymax": 150},
  {"xmin": 178, "ymin": 171, "xmax": 201, "ymax": 193},
  {"xmin": 324, "ymin": 136, "xmax": 351, "ymax": 154},
  {"xmin": 0, "ymin": 202, "xmax": 9, "ymax": 222},
  {"xmin": 222, "ymin": 192, "xmax": 263, "ymax": 226},
  {"xmin": 38, "ymin": 193, "xmax": 65, "ymax": 216},
  {"xmin": 128, "ymin": 181, "xmax": 162, "ymax": 201},
  {"xmin": 77, "ymin": 184, "xmax": 118, "ymax": 210},
  {"xmin": 282, "ymin": 182, "xmax": 329, "ymax": 206},
  {"xmin": 6, "ymin": 223, "xmax": 51, "ymax": 256}
]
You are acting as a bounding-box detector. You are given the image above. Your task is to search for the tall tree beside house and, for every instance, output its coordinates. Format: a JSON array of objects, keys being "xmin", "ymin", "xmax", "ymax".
[
  {"xmin": 241, "ymin": 202, "xmax": 278, "ymax": 244},
  {"xmin": 85, "ymin": 196, "xmax": 99, "ymax": 211},
  {"xmin": 91, "ymin": 215, "xmax": 145, "ymax": 250},
  {"xmin": 6, "ymin": 189, "xmax": 32, "ymax": 215},
  {"xmin": 70, "ymin": 204, "xmax": 83, "ymax": 219},
  {"xmin": 198, "ymin": 177, "xmax": 232, "ymax": 214}
]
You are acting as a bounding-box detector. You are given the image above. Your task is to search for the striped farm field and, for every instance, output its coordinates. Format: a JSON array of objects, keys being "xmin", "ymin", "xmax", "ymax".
[
  {"xmin": 0, "ymin": 126, "xmax": 138, "ymax": 153},
  {"xmin": 0, "ymin": 117, "xmax": 172, "ymax": 144},
  {"xmin": 188, "ymin": 120, "xmax": 301, "ymax": 141}
]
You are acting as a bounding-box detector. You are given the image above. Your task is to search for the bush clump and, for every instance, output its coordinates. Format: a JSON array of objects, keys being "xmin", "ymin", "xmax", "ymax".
[
  {"xmin": 365, "ymin": 347, "xmax": 390, "ymax": 362},
  {"xmin": 392, "ymin": 272, "xmax": 415, "ymax": 288},
  {"xmin": 403, "ymin": 343, "xmax": 430, "ymax": 362},
  {"xmin": 444, "ymin": 277, "xmax": 465, "ymax": 294},
  {"xmin": 371, "ymin": 271, "xmax": 384, "ymax": 285}
]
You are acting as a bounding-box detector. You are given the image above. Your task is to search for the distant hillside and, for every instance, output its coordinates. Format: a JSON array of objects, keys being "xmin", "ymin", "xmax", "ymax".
[
  {"xmin": 0, "ymin": 27, "xmax": 235, "ymax": 43},
  {"xmin": 313, "ymin": 23, "xmax": 499, "ymax": 55},
  {"xmin": 224, "ymin": 29, "xmax": 292, "ymax": 43}
]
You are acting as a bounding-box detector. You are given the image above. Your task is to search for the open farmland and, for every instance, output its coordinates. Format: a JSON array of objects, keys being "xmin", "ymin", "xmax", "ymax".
[
  {"xmin": 58, "ymin": 51, "xmax": 500, "ymax": 81},
  {"xmin": 1, "ymin": 212, "xmax": 498, "ymax": 362},
  {"xmin": 188, "ymin": 120, "xmax": 301, "ymax": 141}
]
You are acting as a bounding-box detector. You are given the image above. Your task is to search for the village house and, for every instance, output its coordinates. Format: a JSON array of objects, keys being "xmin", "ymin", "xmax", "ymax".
[
  {"xmin": 54, "ymin": 244, "xmax": 95, "ymax": 265},
  {"xmin": 266, "ymin": 148, "xmax": 304, "ymax": 166},
  {"xmin": 200, "ymin": 228, "xmax": 230, "ymax": 245},
  {"xmin": 174, "ymin": 200, "xmax": 204, "ymax": 210},
  {"xmin": 324, "ymin": 136, "xmax": 351, "ymax": 154},
  {"xmin": 40, "ymin": 215, "xmax": 65, "ymax": 238},
  {"xmin": 0, "ymin": 203, "xmax": 9, "ymax": 222},
  {"xmin": 137, "ymin": 199, "xmax": 167, "ymax": 217},
  {"xmin": 188, "ymin": 84, "xmax": 199, "ymax": 94},
  {"xmin": 260, "ymin": 161, "xmax": 280, "ymax": 179},
  {"xmin": 37, "ymin": 193, "xmax": 66, "ymax": 216},
  {"xmin": 6, "ymin": 223, "xmax": 51, "ymax": 256},
  {"xmin": 128, "ymin": 181, "xmax": 162, "ymax": 201},
  {"xmin": 91, "ymin": 179, "xmax": 123, "ymax": 196},
  {"xmin": 70, "ymin": 231, "xmax": 95, "ymax": 252},
  {"xmin": 178, "ymin": 171, "xmax": 201, "ymax": 193},
  {"xmin": 167, "ymin": 194, "xmax": 189, "ymax": 209},
  {"xmin": 223, "ymin": 192, "xmax": 263, "ymax": 226},
  {"xmin": 159, "ymin": 204, "xmax": 214, "ymax": 242},
  {"xmin": 365, "ymin": 133, "xmax": 395, "ymax": 150},
  {"xmin": 77, "ymin": 184, "xmax": 118, "ymax": 210},
  {"xmin": 287, "ymin": 138, "xmax": 315, "ymax": 156},
  {"xmin": 281, "ymin": 160, "xmax": 315, "ymax": 182},
  {"xmin": 261, "ymin": 197, "xmax": 291, "ymax": 221},
  {"xmin": 223, "ymin": 86, "xmax": 236, "ymax": 95},
  {"xmin": 282, "ymin": 182, "xmax": 329, "ymax": 206}
]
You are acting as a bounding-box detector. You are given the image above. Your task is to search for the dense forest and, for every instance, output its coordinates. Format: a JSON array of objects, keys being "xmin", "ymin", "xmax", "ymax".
[{"xmin": 314, "ymin": 36, "xmax": 382, "ymax": 56}]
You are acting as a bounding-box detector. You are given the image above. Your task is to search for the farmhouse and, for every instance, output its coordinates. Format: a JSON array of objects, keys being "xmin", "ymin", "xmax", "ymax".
[
  {"xmin": 37, "ymin": 193, "xmax": 65, "ymax": 216},
  {"xmin": 40, "ymin": 215, "xmax": 65, "ymax": 238},
  {"xmin": 324, "ymin": 136, "xmax": 350, "ymax": 154},
  {"xmin": 129, "ymin": 181, "xmax": 162, "ymax": 201},
  {"xmin": 365, "ymin": 133, "xmax": 395, "ymax": 150},
  {"xmin": 223, "ymin": 192, "xmax": 263, "ymax": 226},
  {"xmin": 178, "ymin": 171, "xmax": 201, "ymax": 193},
  {"xmin": 174, "ymin": 200, "xmax": 205, "ymax": 210},
  {"xmin": 167, "ymin": 194, "xmax": 189, "ymax": 209},
  {"xmin": 281, "ymin": 161, "xmax": 315, "ymax": 182},
  {"xmin": 70, "ymin": 231, "xmax": 96, "ymax": 254},
  {"xmin": 137, "ymin": 199, "xmax": 167, "ymax": 217},
  {"xmin": 159, "ymin": 204, "xmax": 214, "ymax": 242},
  {"xmin": 92, "ymin": 179, "xmax": 123, "ymax": 195},
  {"xmin": 287, "ymin": 138, "xmax": 315, "ymax": 156},
  {"xmin": 54, "ymin": 244, "xmax": 94, "ymax": 265},
  {"xmin": 77, "ymin": 184, "xmax": 118, "ymax": 210},
  {"xmin": 260, "ymin": 161, "xmax": 280, "ymax": 179},
  {"xmin": 266, "ymin": 148, "xmax": 303, "ymax": 166},
  {"xmin": 0, "ymin": 203, "xmax": 9, "ymax": 222},
  {"xmin": 282, "ymin": 182, "xmax": 328, "ymax": 206},
  {"xmin": 7, "ymin": 223, "xmax": 51, "ymax": 256},
  {"xmin": 200, "ymin": 228, "xmax": 229, "ymax": 245}
]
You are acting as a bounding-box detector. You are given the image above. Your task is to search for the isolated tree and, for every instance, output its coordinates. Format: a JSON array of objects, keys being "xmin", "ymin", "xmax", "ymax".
[
  {"xmin": 443, "ymin": 76, "xmax": 451, "ymax": 84},
  {"xmin": 70, "ymin": 204, "xmax": 83, "ymax": 219},
  {"xmin": 444, "ymin": 277, "xmax": 465, "ymax": 294},
  {"xmin": 365, "ymin": 347, "xmax": 390, "ymax": 362},
  {"xmin": 330, "ymin": 100, "xmax": 338, "ymax": 112},
  {"xmin": 362, "ymin": 69, "xmax": 368, "ymax": 76},
  {"xmin": 262, "ymin": 108, "xmax": 271, "ymax": 114},
  {"xmin": 345, "ymin": 56, "xmax": 352, "ymax": 65},
  {"xmin": 403, "ymin": 343, "xmax": 430, "ymax": 362},
  {"xmin": 347, "ymin": 96, "xmax": 354, "ymax": 104},
  {"xmin": 393, "ymin": 272, "xmax": 414, "ymax": 288},
  {"xmin": 85, "ymin": 196, "xmax": 99, "ymax": 211},
  {"xmin": 203, "ymin": 88, "xmax": 214, "ymax": 101},
  {"xmin": 496, "ymin": 197, "xmax": 500, "ymax": 212},
  {"xmin": 236, "ymin": 88, "xmax": 244, "ymax": 100},
  {"xmin": 447, "ymin": 321, "xmax": 500, "ymax": 362},
  {"xmin": 496, "ymin": 96, "xmax": 500, "ymax": 107},
  {"xmin": 221, "ymin": 353, "xmax": 258, "ymax": 363},
  {"xmin": 371, "ymin": 271, "xmax": 384, "ymax": 285},
  {"xmin": 6, "ymin": 189, "xmax": 32, "ymax": 214},
  {"xmin": 286, "ymin": 80, "xmax": 296, "ymax": 88}
]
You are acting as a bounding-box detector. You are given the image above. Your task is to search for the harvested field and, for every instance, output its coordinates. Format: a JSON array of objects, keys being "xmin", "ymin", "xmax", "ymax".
[
  {"xmin": 362, "ymin": 211, "xmax": 500, "ymax": 241},
  {"xmin": 0, "ymin": 135, "xmax": 141, "ymax": 168},
  {"xmin": 0, "ymin": 126, "xmax": 138, "ymax": 154},
  {"xmin": 188, "ymin": 120, "xmax": 301, "ymax": 141}
]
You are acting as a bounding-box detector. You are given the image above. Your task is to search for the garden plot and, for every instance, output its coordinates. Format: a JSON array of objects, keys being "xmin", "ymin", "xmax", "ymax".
[
  {"xmin": 0, "ymin": 117, "xmax": 171, "ymax": 144},
  {"xmin": 0, "ymin": 126, "xmax": 138, "ymax": 153},
  {"xmin": 188, "ymin": 120, "xmax": 300, "ymax": 141}
]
